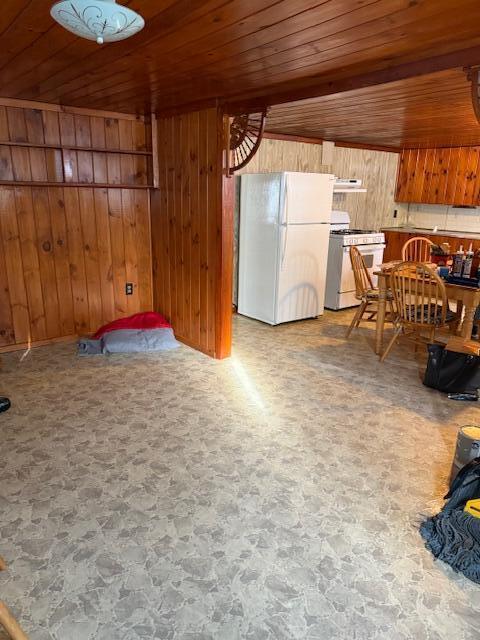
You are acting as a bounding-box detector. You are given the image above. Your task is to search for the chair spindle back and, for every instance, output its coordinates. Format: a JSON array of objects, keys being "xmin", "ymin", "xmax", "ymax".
[
  {"xmin": 349, "ymin": 246, "xmax": 374, "ymax": 299},
  {"xmin": 389, "ymin": 261, "xmax": 447, "ymax": 328},
  {"xmin": 401, "ymin": 236, "xmax": 434, "ymax": 263}
]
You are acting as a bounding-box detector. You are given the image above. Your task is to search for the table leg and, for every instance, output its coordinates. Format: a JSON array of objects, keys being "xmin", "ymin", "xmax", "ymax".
[
  {"xmin": 461, "ymin": 305, "xmax": 476, "ymax": 339},
  {"xmin": 375, "ymin": 275, "xmax": 387, "ymax": 355},
  {"xmin": 454, "ymin": 300, "xmax": 463, "ymax": 335}
]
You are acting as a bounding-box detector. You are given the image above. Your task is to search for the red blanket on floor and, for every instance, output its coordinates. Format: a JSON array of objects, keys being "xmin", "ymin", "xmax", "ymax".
[{"xmin": 93, "ymin": 312, "xmax": 171, "ymax": 339}]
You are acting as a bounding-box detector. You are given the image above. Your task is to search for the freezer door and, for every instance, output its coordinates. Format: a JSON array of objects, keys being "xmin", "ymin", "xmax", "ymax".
[
  {"xmin": 275, "ymin": 223, "xmax": 330, "ymax": 324},
  {"xmin": 281, "ymin": 172, "xmax": 335, "ymax": 225}
]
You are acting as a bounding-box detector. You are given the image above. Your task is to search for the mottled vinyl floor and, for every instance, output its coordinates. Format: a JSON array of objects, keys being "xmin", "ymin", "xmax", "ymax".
[{"xmin": 1, "ymin": 311, "xmax": 479, "ymax": 640}]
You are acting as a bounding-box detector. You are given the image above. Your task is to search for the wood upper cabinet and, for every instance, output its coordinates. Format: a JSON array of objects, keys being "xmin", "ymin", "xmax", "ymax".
[{"xmin": 395, "ymin": 146, "xmax": 480, "ymax": 206}]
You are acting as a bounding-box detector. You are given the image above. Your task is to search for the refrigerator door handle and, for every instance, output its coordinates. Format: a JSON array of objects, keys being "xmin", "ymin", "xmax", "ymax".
[
  {"xmin": 281, "ymin": 179, "xmax": 289, "ymax": 269},
  {"xmin": 281, "ymin": 224, "xmax": 289, "ymax": 270}
]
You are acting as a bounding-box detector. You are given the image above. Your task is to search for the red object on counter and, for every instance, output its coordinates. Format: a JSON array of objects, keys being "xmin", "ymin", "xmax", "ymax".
[{"xmin": 93, "ymin": 312, "xmax": 171, "ymax": 339}]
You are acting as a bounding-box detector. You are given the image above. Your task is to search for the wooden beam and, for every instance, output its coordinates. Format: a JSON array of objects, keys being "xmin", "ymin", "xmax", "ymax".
[
  {"xmin": 0, "ymin": 97, "xmax": 144, "ymax": 122},
  {"xmin": 263, "ymin": 131, "xmax": 400, "ymax": 153},
  {"xmin": 224, "ymin": 45, "xmax": 480, "ymax": 114}
]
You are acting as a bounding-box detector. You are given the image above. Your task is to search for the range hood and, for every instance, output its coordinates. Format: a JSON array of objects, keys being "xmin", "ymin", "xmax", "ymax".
[{"xmin": 334, "ymin": 178, "xmax": 367, "ymax": 193}]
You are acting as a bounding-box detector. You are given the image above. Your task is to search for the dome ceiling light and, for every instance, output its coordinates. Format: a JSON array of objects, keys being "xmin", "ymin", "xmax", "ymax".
[{"xmin": 50, "ymin": 0, "xmax": 145, "ymax": 45}]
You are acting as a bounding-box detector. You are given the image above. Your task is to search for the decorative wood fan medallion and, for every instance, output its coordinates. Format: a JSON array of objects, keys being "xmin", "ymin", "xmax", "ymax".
[
  {"xmin": 467, "ymin": 66, "xmax": 480, "ymax": 123},
  {"xmin": 228, "ymin": 110, "xmax": 267, "ymax": 175}
]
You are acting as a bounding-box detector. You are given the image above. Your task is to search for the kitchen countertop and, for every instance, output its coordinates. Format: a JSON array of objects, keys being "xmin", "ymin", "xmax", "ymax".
[{"xmin": 381, "ymin": 226, "xmax": 480, "ymax": 240}]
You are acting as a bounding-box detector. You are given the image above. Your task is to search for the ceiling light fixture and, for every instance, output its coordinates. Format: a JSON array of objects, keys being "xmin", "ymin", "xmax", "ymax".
[{"xmin": 50, "ymin": 0, "xmax": 145, "ymax": 45}]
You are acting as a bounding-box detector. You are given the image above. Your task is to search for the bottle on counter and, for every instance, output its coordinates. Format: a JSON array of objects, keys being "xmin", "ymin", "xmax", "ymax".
[
  {"xmin": 452, "ymin": 245, "xmax": 465, "ymax": 277},
  {"xmin": 462, "ymin": 243, "xmax": 474, "ymax": 278}
]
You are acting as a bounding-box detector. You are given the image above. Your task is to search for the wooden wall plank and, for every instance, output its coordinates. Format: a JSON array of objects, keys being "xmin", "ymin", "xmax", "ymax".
[
  {"xmin": 0, "ymin": 145, "xmax": 14, "ymax": 181},
  {"xmin": 93, "ymin": 188, "xmax": 116, "ymax": 324},
  {"xmin": 453, "ymin": 146, "xmax": 471, "ymax": 206},
  {"xmin": 107, "ymin": 188, "xmax": 128, "ymax": 317},
  {"xmin": 63, "ymin": 187, "xmax": 89, "ymax": 335},
  {"xmin": 175, "ymin": 115, "xmax": 185, "ymax": 340},
  {"xmin": 166, "ymin": 117, "xmax": 178, "ymax": 330},
  {"xmin": 121, "ymin": 188, "xmax": 139, "ymax": 315},
  {"xmin": 199, "ymin": 110, "xmax": 210, "ymax": 352},
  {"xmin": 48, "ymin": 187, "xmax": 75, "ymax": 336},
  {"xmin": 444, "ymin": 147, "xmax": 460, "ymax": 205},
  {"xmin": 78, "ymin": 187, "xmax": 102, "ymax": 332},
  {"xmin": 0, "ymin": 188, "xmax": 31, "ymax": 343},
  {"xmin": 394, "ymin": 148, "xmax": 408, "ymax": 202},
  {"xmin": 14, "ymin": 187, "xmax": 47, "ymax": 341},
  {"xmin": 0, "ymin": 212, "xmax": 15, "ymax": 345},
  {"xmin": 432, "ymin": 147, "xmax": 450, "ymax": 204},
  {"xmin": 206, "ymin": 108, "xmax": 218, "ymax": 355},
  {"xmin": 463, "ymin": 145, "xmax": 480, "ymax": 205},
  {"xmin": 106, "ymin": 118, "xmax": 121, "ymax": 185},
  {"xmin": 189, "ymin": 112, "xmax": 201, "ymax": 347},
  {"xmin": 32, "ymin": 186, "xmax": 61, "ymax": 338},
  {"xmin": 133, "ymin": 190, "xmax": 152, "ymax": 312},
  {"xmin": 151, "ymin": 117, "xmax": 169, "ymax": 319}
]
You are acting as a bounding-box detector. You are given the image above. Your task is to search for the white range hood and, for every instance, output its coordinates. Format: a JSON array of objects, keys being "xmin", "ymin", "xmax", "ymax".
[{"xmin": 334, "ymin": 178, "xmax": 367, "ymax": 193}]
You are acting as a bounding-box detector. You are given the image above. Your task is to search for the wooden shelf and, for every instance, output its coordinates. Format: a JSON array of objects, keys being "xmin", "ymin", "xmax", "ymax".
[
  {"xmin": 0, "ymin": 181, "xmax": 153, "ymax": 189},
  {"xmin": 0, "ymin": 140, "xmax": 152, "ymax": 156}
]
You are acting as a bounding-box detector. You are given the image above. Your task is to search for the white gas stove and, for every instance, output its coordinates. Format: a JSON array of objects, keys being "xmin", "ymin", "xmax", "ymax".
[{"xmin": 325, "ymin": 211, "xmax": 386, "ymax": 310}]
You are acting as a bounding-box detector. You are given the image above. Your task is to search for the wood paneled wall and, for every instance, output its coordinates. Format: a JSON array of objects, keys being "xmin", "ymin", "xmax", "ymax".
[
  {"xmin": 396, "ymin": 146, "xmax": 480, "ymax": 206},
  {"xmin": 151, "ymin": 108, "xmax": 233, "ymax": 359},
  {"xmin": 0, "ymin": 101, "xmax": 153, "ymax": 350}
]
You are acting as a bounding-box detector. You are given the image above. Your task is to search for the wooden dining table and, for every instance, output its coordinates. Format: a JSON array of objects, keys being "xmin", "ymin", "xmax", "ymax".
[{"xmin": 374, "ymin": 264, "xmax": 480, "ymax": 355}]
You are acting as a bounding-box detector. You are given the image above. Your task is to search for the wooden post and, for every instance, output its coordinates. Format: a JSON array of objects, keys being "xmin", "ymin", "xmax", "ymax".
[
  {"xmin": 214, "ymin": 114, "xmax": 234, "ymax": 359},
  {"xmin": 0, "ymin": 602, "xmax": 29, "ymax": 640}
]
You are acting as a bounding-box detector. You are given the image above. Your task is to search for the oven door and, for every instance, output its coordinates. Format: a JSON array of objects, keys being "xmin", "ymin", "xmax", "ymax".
[{"xmin": 339, "ymin": 243, "xmax": 386, "ymax": 295}]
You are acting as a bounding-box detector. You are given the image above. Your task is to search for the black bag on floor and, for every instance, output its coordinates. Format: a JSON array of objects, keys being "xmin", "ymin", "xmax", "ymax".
[{"xmin": 423, "ymin": 344, "xmax": 480, "ymax": 395}]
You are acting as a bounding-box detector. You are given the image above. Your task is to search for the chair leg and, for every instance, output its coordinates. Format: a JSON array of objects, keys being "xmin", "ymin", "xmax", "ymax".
[
  {"xmin": 0, "ymin": 602, "xmax": 29, "ymax": 640},
  {"xmin": 345, "ymin": 301, "xmax": 367, "ymax": 338},
  {"xmin": 380, "ymin": 325, "xmax": 403, "ymax": 362},
  {"xmin": 388, "ymin": 299, "xmax": 396, "ymax": 322},
  {"xmin": 0, "ymin": 555, "xmax": 6, "ymax": 571}
]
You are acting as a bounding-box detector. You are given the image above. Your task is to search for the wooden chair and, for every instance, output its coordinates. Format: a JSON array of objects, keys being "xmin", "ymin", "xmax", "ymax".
[
  {"xmin": 346, "ymin": 246, "xmax": 394, "ymax": 338},
  {"xmin": 380, "ymin": 261, "xmax": 457, "ymax": 362},
  {"xmin": 401, "ymin": 236, "xmax": 434, "ymax": 262}
]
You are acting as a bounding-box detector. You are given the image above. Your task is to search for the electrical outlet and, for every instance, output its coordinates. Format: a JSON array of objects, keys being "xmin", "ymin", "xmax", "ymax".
[
  {"xmin": 125, "ymin": 282, "xmax": 134, "ymax": 295},
  {"xmin": 393, "ymin": 209, "xmax": 398, "ymax": 219}
]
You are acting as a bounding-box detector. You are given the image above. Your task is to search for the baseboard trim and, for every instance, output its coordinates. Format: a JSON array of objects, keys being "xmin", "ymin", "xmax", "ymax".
[{"xmin": 0, "ymin": 334, "xmax": 78, "ymax": 354}]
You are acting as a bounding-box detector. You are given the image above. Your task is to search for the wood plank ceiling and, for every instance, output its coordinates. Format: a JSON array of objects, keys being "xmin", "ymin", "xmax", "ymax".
[
  {"xmin": 266, "ymin": 69, "xmax": 480, "ymax": 149},
  {"xmin": 2, "ymin": 0, "xmax": 480, "ymax": 122}
]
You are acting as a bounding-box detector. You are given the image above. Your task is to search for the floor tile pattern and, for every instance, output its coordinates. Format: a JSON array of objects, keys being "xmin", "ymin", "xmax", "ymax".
[{"xmin": 1, "ymin": 312, "xmax": 479, "ymax": 639}]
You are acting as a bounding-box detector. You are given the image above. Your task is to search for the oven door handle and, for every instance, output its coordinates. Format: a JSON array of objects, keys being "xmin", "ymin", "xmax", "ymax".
[{"xmin": 343, "ymin": 243, "xmax": 385, "ymax": 252}]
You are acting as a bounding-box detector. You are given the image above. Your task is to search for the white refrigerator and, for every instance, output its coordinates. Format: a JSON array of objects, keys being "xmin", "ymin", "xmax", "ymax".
[{"xmin": 238, "ymin": 172, "xmax": 335, "ymax": 325}]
